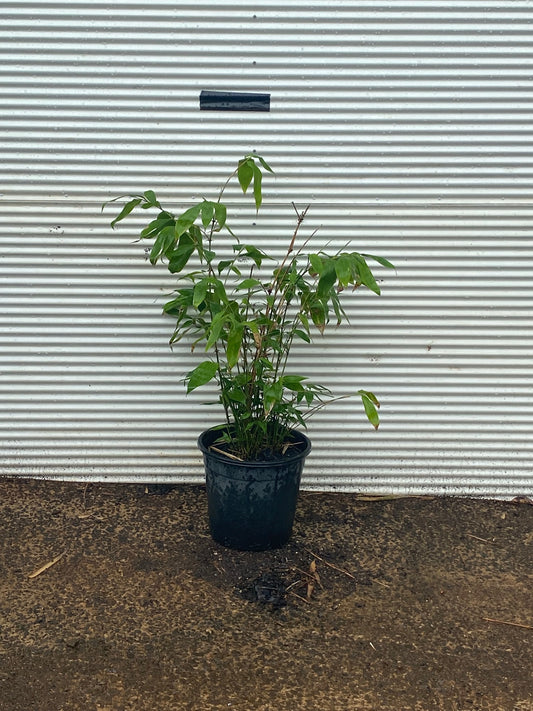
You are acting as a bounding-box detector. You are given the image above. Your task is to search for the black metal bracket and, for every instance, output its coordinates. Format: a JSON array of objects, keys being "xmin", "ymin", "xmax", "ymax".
[{"xmin": 200, "ymin": 90, "xmax": 270, "ymax": 112}]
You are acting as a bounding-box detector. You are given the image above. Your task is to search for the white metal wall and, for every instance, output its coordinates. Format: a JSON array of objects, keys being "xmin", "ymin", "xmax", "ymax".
[{"xmin": 1, "ymin": 0, "xmax": 532, "ymax": 496}]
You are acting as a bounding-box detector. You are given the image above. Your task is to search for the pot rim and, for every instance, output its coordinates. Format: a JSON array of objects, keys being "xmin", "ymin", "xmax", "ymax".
[{"xmin": 197, "ymin": 425, "xmax": 311, "ymax": 467}]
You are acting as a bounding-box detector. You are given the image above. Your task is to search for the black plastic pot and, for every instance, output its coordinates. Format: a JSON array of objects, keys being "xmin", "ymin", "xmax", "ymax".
[{"xmin": 198, "ymin": 427, "xmax": 312, "ymax": 551}]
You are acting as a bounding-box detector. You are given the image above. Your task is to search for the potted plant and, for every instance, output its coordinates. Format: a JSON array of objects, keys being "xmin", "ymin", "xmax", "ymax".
[{"xmin": 106, "ymin": 155, "xmax": 394, "ymax": 550}]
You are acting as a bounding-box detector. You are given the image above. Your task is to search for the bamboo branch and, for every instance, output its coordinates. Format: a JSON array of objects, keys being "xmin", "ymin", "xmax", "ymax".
[{"xmin": 208, "ymin": 445, "xmax": 244, "ymax": 461}]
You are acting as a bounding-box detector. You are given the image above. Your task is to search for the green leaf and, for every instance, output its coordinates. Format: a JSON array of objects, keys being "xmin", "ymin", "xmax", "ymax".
[
  {"xmin": 317, "ymin": 266, "xmax": 337, "ymax": 299},
  {"xmin": 282, "ymin": 375, "xmax": 307, "ymax": 392},
  {"xmin": 358, "ymin": 389, "xmax": 381, "ymax": 429},
  {"xmin": 189, "ymin": 223, "xmax": 203, "ymax": 251},
  {"xmin": 258, "ymin": 357, "xmax": 274, "ymax": 371},
  {"xmin": 205, "ymin": 310, "xmax": 227, "ymax": 350},
  {"xmin": 299, "ymin": 311, "xmax": 310, "ymax": 330},
  {"xmin": 149, "ymin": 224, "xmax": 176, "ymax": 264},
  {"xmin": 253, "ymin": 164, "xmax": 263, "ymax": 210},
  {"xmin": 363, "ymin": 253, "xmax": 396, "ymax": 270},
  {"xmin": 217, "ymin": 259, "xmax": 233, "ymax": 274},
  {"xmin": 186, "ymin": 360, "xmax": 219, "ymax": 393},
  {"xmin": 309, "ymin": 300, "xmax": 327, "ymax": 334},
  {"xmin": 263, "ymin": 379, "xmax": 283, "ymax": 415},
  {"xmin": 192, "ymin": 278, "xmax": 209, "ymax": 307},
  {"xmin": 214, "ymin": 202, "xmax": 227, "ymax": 229},
  {"xmin": 142, "ymin": 190, "xmax": 160, "ymax": 208},
  {"xmin": 330, "ymin": 289, "xmax": 348, "ymax": 326},
  {"xmin": 140, "ymin": 212, "xmax": 175, "ymax": 240},
  {"xmin": 354, "ymin": 255, "xmax": 380, "ymax": 295},
  {"xmin": 163, "ymin": 288, "xmax": 194, "ymax": 315},
  {"xmin": 201, "ymin": 201, "xmax": 215, "ymax": 227},
  {"xmin": 168, "ymin": 233, "xmax": 195, "ymax": 273},
  {"xmin": 243, "ymin": 244, "xmax": 268, "ymax": 268},
  {"xmin": 309, "ymin": 253, "xmax": 324, "ymax": 276},
  {"xmin": 210, "ymin": 277, "xmax": 228, "ymax": 303},
  {"xmin": 238, "ymin": 158, "xmax": 254, "ymax": 193},
  {"xmin": 235, "ymin": 278, "xmax": 262, "ymax": 291},
  {"xmin": 226, "ymin": 324, "xmax": 243, "ymax": 369},
  {"xmin": 335, "ymin": 254, "xmax": 353, "ymax": 287},
  {"xmin": 227, "ymin": 388, "xmax": 246, "ymax": 404},
  {"xmin": 256, "ymin": 155, "xmax": 274, "ymax": 173},
  {"xmin": 293, "ymin": 328, "xmax": 311, "ymax": 343},
  {"xmin": 175, "ymin": 205, "xmax": 201, "ymax": 237},
  {"xmin": 110, "ymin": 198, "xmax": 142, "ymax": 228}
]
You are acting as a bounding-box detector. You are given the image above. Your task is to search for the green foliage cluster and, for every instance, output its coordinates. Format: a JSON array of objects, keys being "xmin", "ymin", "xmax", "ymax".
[{"xmin": 106, "ymin": 155, "xmax": 394, "ymax": 460}]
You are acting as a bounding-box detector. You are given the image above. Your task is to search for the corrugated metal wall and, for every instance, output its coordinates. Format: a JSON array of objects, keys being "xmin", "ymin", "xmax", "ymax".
[{"xmin": 1, "ymin": 0, "xmax": 532, "ymax": 496}]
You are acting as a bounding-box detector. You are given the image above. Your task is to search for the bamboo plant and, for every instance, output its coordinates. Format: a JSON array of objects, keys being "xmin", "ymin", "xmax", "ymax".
[{"xmin": 106, "ymin": 155, "xmax": 394, "ymax": 460}]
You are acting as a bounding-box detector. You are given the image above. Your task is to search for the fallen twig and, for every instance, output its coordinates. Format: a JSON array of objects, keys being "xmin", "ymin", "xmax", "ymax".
[
  {"xmin": 288, "ymin": 590, "xmax": 311, "ymax": 604},
  {"xmin": 482, "ymin": 617, "xmax": 533, "ymax": 631},
  {"xmin": 286, "ymin": 561, "xmax": 323, "ymax": 602},
  {"xmin": 466, "ymin": 533, "xmax": 498, "ymax": 545},
  {"xmin": 28, "ymin": 550, "xmax": 66, "ymax": 579},
  {"xmin": 78, "ymin": 510, "xmax": 97, "ymax": 519},
  {"xmin": 305, "ymin": 549, "xmax": 356, "ymax": 581},
  {"xmin": 294, "ymin": 565, "xmax": 323, "ymax": 588},
  {"xmin": 285, "ymin": 580, "xmax": 302, "ymax": 592},
  {"xmin": 82, "ymin": 482, "xmax": 90, "ymax": 510}
]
